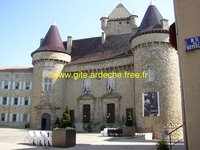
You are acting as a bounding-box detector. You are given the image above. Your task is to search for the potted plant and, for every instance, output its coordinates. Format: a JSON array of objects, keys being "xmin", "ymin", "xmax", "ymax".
[
  {"xmin": 123, "ymin": 113, "xmax": 135, "ymax": 136},
  {"xmin": 156, "ymin": 140, "xmax": 169, "ymax": 150},
  {"xmin": 52, "ymin": 106, "xmax": 76, "ymax": 148},
  {"xmin": 87, "ymin": 124, "xmax": 92, "ymax": 133}
]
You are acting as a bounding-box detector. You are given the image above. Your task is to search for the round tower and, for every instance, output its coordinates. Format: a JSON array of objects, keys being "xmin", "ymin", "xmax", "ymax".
[
  {"xmin": 130, "ymin": 5, "xmax": 183, "ymax": 140},
  {"xmin": 130, "ymin": 14, "xmax": 138, "ymax": 29},
  {"xmin": 100, "ymin": 16, "xmax": 108, "ymax": 32},
  {"xmin": 30, "ymin": 24, "xmax": 71, "ymax": 129}
]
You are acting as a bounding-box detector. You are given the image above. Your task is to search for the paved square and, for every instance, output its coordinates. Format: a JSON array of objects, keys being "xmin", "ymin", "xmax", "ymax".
[{"xmin": 0, "ymin": 128, "xmax": 185, "ymax": 150}]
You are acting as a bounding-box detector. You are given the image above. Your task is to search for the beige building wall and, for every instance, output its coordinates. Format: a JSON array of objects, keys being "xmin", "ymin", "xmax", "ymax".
[
  {"xmin": 0, "ymin": 68, "xmax": 32, "ymax": 128},
  {"xmin": 64, "ymin": 57, "xmax": 135, "ymax": 131},
  {"xmin": 173, "ymin": 0, "xmax": 200, "ymax": 149},
  {"xmin": 131, "ymin": 32, "xmax": 183, "ymax": 140},
  {"xmin": 31, "ymin": 52, "xmax": 70, "ymax": 129}
]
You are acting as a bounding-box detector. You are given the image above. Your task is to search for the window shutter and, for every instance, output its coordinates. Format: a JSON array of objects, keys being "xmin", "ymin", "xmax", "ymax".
[
  {"xmin": 0, "ymin": 97, "xmax": 2, "ymax": 105},
  {"xmin": 8, "ymin": 81, "xmax": 11, "ymax": 89},
  {"xmin": 0, "ymin": 113, "xmax": 1, "ymax": 121},
  {"xmin": 18, "ymin": 97, "xmax": 21, "ymax": 106},
  {"xmin": 28, "ymin": 97, "xmax": 31, "ymax": 105},
  {"xmin": 27, "ymin": 114, "xmax": 30, "ymax": 122},
  {"xmin": 11, "ymin": 97, "xmax": 14, "ymax": 105},
  {"xmin": 19, "ymin": 81, "xmax": 22, "ymax": 90},
  {"xmin": 21, "ymin": 97, "xmax": 24, "ymax": 106},
  {"xmin": 20, "ymin": 114, "xmax": 23, "ymax": 122},
  {"xmin": 5, "ymin": 113, "xmax": 8, "ymax": 122},
  {"xmin": 1, "ymin": 81, "xmax": 4, "ymax": 89},
  {"xmin": 12, "ymin": 81, "xmax": 15, "ymax": 89},
  {"xmin": 7, "ymin": 97, "xmax": 9, "ymax": 105},
  {"xmin": 30, "ymin": 82, "xmax": 32, "ymax": 90},
  {"xmin": 9, "ymin": 113, "xmax": 12, "ymax": 122},
  {"xmin": 16, "ymin": 114, "xmax": 19, "ymax": 122},
  {"xmin": 22, "ymin": 82, "xmax": 25, "ymax": 90}
]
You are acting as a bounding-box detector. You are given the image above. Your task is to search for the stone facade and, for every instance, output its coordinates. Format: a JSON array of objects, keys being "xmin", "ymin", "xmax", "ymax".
[
  {"xmin": 131, "ymin": 32, "xmax": 183, "ymax": 140},
  {"xmin": 0, "ymin": 67, "xmax": 32, "ymax": 128},
  {"xmin": 0, "ymin": 3, "xmax": 183, "ymax": 140}
]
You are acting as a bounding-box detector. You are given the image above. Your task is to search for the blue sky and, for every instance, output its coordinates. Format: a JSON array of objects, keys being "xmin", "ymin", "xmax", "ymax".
[{"xmin": 0, "ymin": 0, "xmax": 175, "ymax": 67}]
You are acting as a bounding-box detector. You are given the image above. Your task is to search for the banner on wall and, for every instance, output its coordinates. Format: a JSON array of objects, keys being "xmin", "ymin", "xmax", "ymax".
[{"xmin": 142, "ymin": 92, "xmax": 160, "ymax": 117}]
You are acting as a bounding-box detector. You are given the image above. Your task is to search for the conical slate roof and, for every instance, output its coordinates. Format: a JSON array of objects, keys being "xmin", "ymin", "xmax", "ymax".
[
  {"xmin": 31, "ymin": 24, "xmax": 66, "ymax": 56},
  {"xmin": 137, "ymin": 5, "xmax": 163, "ymax": 33},
  {"xmin": 108, "ymin": 3, "xmax": 131, "ymax": 20}
]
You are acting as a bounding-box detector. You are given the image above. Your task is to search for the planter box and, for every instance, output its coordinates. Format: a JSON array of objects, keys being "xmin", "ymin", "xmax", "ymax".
[
  {"xmin": 52, "ymin": 129, "xmax": 76, "ymax": 148},
  {"xmin": 123, "ymin": 127, "xmax": 135, "ymax": 136}
]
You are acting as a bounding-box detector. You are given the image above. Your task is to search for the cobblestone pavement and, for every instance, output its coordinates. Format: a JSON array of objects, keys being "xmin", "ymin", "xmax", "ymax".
[{"xmin": 0, "ymin": 128, "xmax": 185, "ymax": 150}]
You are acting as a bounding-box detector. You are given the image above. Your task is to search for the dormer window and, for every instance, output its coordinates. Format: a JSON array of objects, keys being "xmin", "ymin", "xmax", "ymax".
[{"xmin": 44, "ymin": 61, "xmax": 53, "ymax": 68}]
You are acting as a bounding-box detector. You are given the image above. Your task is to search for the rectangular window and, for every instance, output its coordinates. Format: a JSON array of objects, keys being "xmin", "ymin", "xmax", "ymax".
[
  {"xmin": 142, "ymin": 92, "xmax": 160, "ymax": 117},
  {"xmin": 13, "ymin": 114, "xmax": 17, "ymax": 122},
  {"xmin": 1, "ymin": 113, "xmax": 5, "ymax": 121},
  {"xmin": 24, "ymin": 97, "xmax": 29, "ymax": 105},
  {"xmin": 107, "ymin": 78, "xmax": 116, "ymax": 91},
  {"xmin": 3, "ymin": 97, "xmax": 7, "ymax": 105},
  {"xmin": 145, "ymin": 67, "xmax": 154, "ymax": 82},
  {"xmin": 82, "ymin": 78, "xmax": 91, "ymax": 93},
  {"xmin": 25, "ymin": 82, "xmax": 30, "ymax": 90},
  {"xmin": 44, "ymin": 61, "xmax": 53, "ymax": 67},
  {"xmin": 44, "ymin": 78, "xmax": 52, "ymax": 92},
  {"xmin": 14, "ymin": 97, "xmax": 18, "ymax": 105},
  {"xmin": 23, "ymin": 114, "xmax": 28, "ymax": 122},
  {"xmin": 4, "ymin": 81, "xmax": 9, "ymax": 89},
  {"xmin": 26, "ymin": 74, "xmax": 32, "ymax": 78},
  {"xmin": 15, "ymin": 82, "xmax": 20, "ymax": 89},
  {"xmin": 15, "ymin": 74, "xmax": 20, "ymax": 78}
]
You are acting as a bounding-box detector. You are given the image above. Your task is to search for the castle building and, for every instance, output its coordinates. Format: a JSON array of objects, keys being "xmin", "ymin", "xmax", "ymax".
[{"xmin": 0, "ymin": 3, "xmax": 183, "ymax": 140}]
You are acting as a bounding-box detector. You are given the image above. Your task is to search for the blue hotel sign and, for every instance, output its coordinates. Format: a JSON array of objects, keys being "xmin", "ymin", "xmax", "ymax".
[{"xmin": 185, "ymin": 36, "xmax": 200, "ymax": 51}]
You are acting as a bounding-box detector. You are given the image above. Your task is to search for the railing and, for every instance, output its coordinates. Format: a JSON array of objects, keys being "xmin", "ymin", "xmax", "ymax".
[{"xmin": 168, "ymin": 124, "xmax": 184, "ymax": 150}]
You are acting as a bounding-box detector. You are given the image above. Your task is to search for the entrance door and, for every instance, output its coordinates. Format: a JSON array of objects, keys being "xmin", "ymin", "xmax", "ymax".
[
  {"xmin": 41, "ymin": 113, "xmax": 51, "ymax": 130},
  {"xmin": 107, "ymin": 103, "xmax": 115, "ymax": 123},
  {"xmin": 83, "ymin": 104, "xmax": 90, "ymax": 123}
]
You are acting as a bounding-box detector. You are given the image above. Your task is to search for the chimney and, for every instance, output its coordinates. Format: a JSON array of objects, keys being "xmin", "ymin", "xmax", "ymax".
[
  {"xmin": 161, "ymin": 19, "xmax": 169, "ymax": 30},
  {"xmin": 40, "ymin": 38, "xmax": 44, "ymax": 46},
  {"xmin": 67, "ymin": 36, "xmax": 73, "ymax": 54},
  {"xmin": 102, "ymin": 32, "xmax": 106, "ymax": 44}
]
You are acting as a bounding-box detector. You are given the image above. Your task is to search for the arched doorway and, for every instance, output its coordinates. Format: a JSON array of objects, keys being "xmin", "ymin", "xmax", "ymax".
[{"xmin": 41, "ymin": 113, "xmax": 51, "ymax": 130}]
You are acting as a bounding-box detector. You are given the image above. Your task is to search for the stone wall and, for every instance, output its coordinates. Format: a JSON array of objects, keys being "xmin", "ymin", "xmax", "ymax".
[
  {"xmin": 131, "ymin": 32, "xmax": 183, "ymax": 140},
  {"xmin": 30, "ymin": 52, "xmax": 70, "ymax": 129}
]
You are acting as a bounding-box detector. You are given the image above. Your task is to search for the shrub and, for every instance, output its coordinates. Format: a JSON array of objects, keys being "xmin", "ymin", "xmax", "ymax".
[
  {"xmin": 156, "ymin": 140, "xmax": 169, "ymax": 150},
  {"xmin": 60, "ymin": 106, "xmax": 73, "ymax": 128},
  {"xmin": 125, "ymin": 112, "xmax": 133, "ymax": 127}
]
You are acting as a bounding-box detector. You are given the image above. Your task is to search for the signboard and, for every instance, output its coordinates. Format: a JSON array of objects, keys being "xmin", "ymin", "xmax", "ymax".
[
  {"xmin": 185, "ymin": 36, "xmax": 200, "ymax": 51},
  {"xmin": 142, "ymin": 92, "xmax": 160, "ymax": 117}
]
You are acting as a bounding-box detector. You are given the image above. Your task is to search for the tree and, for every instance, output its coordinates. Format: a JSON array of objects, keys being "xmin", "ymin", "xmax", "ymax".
[
  {"xmin": 60, "ymin": 106, "xmax": 73, "ymax": 128},
  {"xmin": 125, "ymin": 112, "xmax": 133, "ymax": 127}
]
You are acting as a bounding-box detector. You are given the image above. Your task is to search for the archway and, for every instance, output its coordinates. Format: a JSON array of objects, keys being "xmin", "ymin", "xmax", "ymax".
[{"xmin": 41, "ymin": 113, "xmax": 51, "ymax": 130}]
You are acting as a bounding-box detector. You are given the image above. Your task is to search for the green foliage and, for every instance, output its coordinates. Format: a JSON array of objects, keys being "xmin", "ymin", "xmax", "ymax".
[
  {"xmin": 100, "ymin": 124, "xmax": 106, "ymax": 131},
  {"xmin": 55, "ymin": 117, "xmax": 60, "ymax": 128},
  {"xmin": 156, "ymin": 140, "xmax": 169, "ymax": 150},
  {"xmin": 87, "ymin": 124, "xmax": 92, "ymax": 132},
  {"xmin": 125, "ymin": 112, "xmax": 133, "ymax": 127},
  {"xmin": 60, "ymin": 106, "xmax": 73, "ymax": 128}
]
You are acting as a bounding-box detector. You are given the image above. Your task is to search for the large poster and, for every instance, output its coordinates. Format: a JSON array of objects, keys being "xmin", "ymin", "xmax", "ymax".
[{"xmin": 142, "ymin": 92, "xmax": 160, "ymax": 117}]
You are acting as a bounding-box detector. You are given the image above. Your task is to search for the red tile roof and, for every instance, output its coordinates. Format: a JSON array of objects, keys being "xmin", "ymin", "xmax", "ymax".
[
  {"xmin": 31, "ymin": 24, "xmax": 67, "ymax": 56},
  {"xmin": 63, "ymin": 33, "xmax": 134, "ymax": 64}
]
